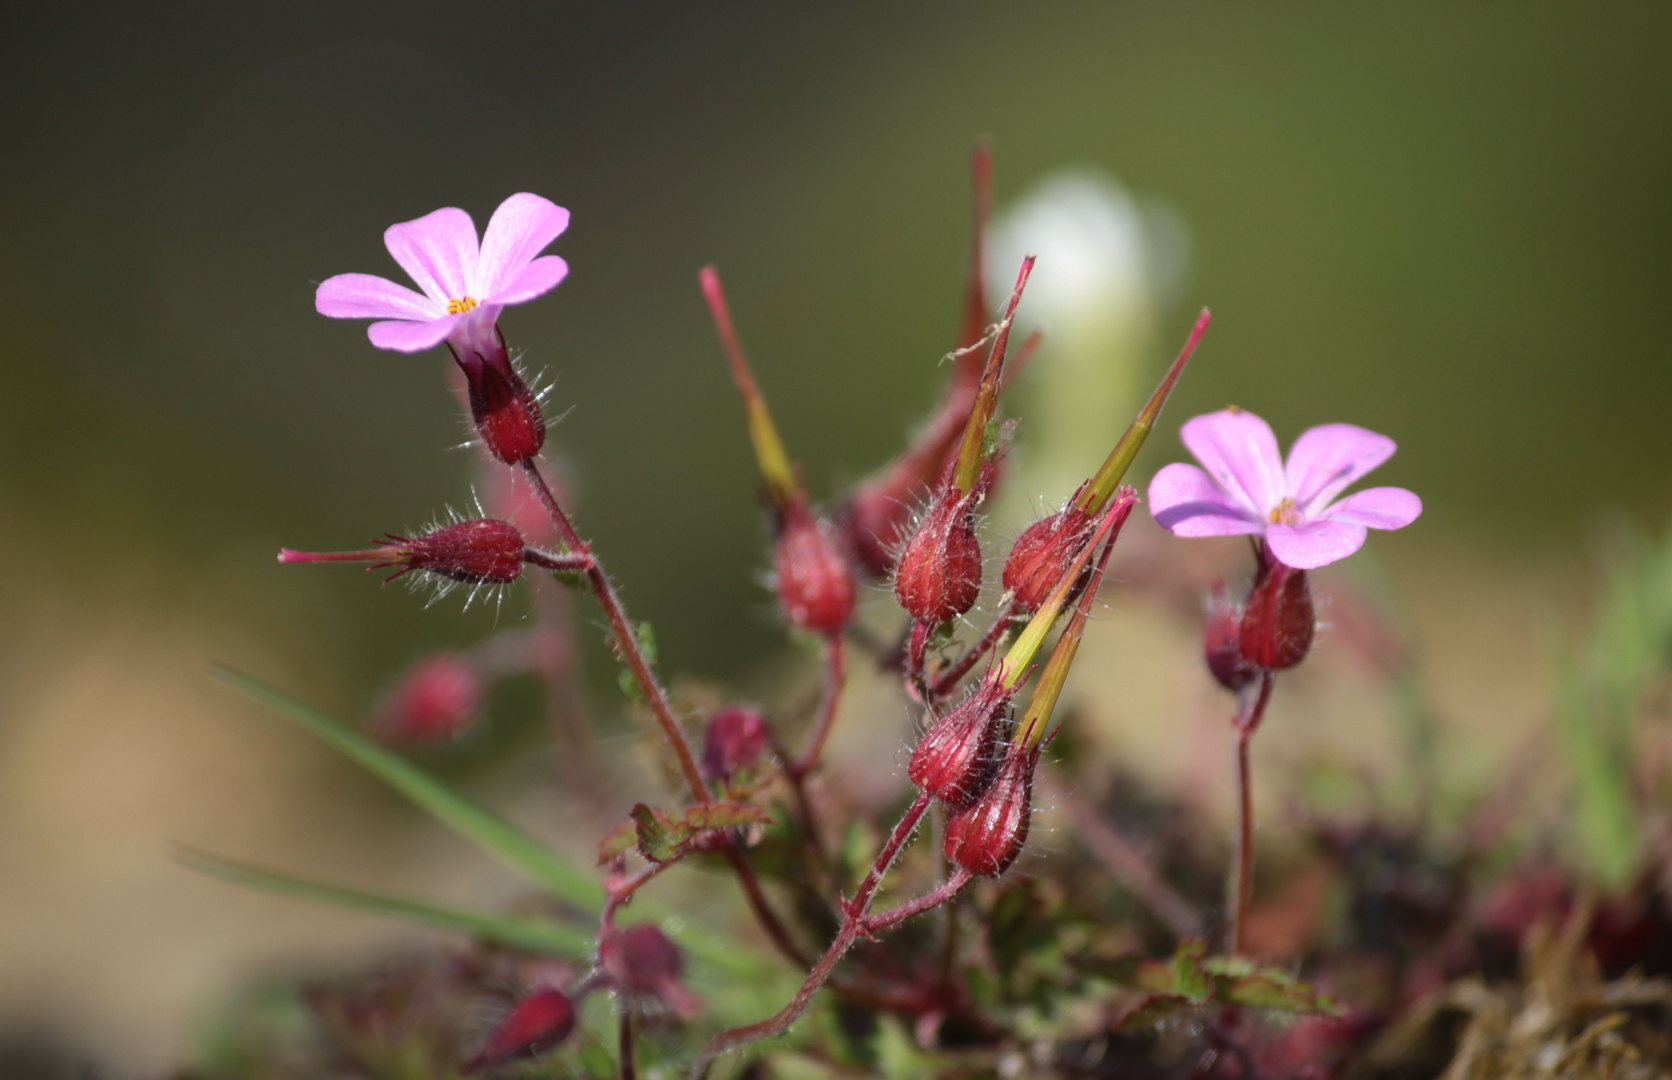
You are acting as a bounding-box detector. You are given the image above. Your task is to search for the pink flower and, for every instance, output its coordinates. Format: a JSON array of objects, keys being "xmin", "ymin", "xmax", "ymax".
[
  {"xmin": 315, "ymin": 193, "xmax": 570, "ymax": 354},
  {"xmin": 1148, "ymin": 408, "xmax": 1421, "ymax": 570}
]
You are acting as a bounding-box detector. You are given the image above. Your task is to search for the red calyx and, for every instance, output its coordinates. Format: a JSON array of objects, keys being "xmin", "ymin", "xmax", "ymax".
[
  {"xmin": 894, "ymin": 489, "xmax": 983, "ymax": 624},
  {"xmin": 701, "ymin": 706, "xmax": 770, "ymax": 781},
  {"xmin": 391, "ymin": 518, "xmax": 526, "ymax": 585},
  {"xmin": 374, "ymin": 653, "xmax": 483, "ymax": 743},
  {"xmin": 1003, "ymin": 501, "xmax": 1097, "ymax": 612},
  {"xmin": 944, "ymin": 740, "xmax": 1040, "ymax": 877},
  {"xmin": 451, "ymin": 339, "xmax": 546, "ymax": 465},
  {"xmin": 1240, "ymin": 545, "xmax": 1315, "ymax": 671},
  {"xmin": 460, "ymin": 987, "xmax": 575, "ymax": 1074},
  {"xmin": 599, "ymin": 924, "xmax": 702, "ymax": 1018},
  {"xmin": 773, "ymin": 503, "xmax": 856, "ymax": 635},
  {"xmin": 1204, "ymin": 590, "xmax": 1258, "ymax": 692},
  {"xmin": 909, "ymin": 677, "xmax": 1012, "ymax": 808}
]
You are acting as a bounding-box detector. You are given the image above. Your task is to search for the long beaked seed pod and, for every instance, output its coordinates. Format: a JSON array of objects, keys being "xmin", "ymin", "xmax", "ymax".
[
  {"xmin": 893, "ymin": 487, "xmax": 983, "ymax": 624},
  {"xmin": 279, "ymin": 518, "xmax": 527, "ymax": 586},
  {"xmin": 944, "ymin": 739, "xmax": 1041, "ymax": 877},
  {"xmin": 909, "ymin": 676, "xmax": 1014, "ymax": 808}
]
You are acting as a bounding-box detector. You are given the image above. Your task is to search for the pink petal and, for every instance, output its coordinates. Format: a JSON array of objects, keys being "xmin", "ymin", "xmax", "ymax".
[
  {"xmin": 1284, "ymin": 423, "xmax": 1397, "ymax": 515},
  {"xmin": 384, "ymin": 207, "xmax": 479, "ymax": 303},
  {"xmin": 488, "ymin": 255, "xmax": 569, "ymax": 306},
  {"xmin": 1179, "ymin": 409, "xmax": 1287, "ymax": 520},
  {"xmin": 1265, "ymin": 519, "xmax": 1367, "ymax": 570},
  {"xmin": 473, "ymin": 193, "xmax": 570, "ymax": 300},
  {"xmin": 1148, "ymin": 462, "xmax": 1267, "ymax": 537},
  {"xmin": 1318, "ymin": 486, "xmax": 1422, "ymax": 530},
  {"xmin": 316, "ymin": 273, "xmax": 445, "ymax": 321},
  {"xmin": 367, "ymin": 315, "xmax": 460, "ymax": 353}
]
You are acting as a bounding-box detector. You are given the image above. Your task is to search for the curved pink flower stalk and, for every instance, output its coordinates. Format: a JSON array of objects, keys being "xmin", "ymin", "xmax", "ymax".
[
  {"xmin": 1147, "ymin": 408, "xmax": 1421, "ymax": 569},
  {"xmin": 315, "ymin": 193, "xmax": 570, "ymax": 356}
]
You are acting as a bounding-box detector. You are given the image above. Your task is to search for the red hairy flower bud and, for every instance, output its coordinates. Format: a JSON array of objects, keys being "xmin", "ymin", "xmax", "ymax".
[
  {"xmin": 461, "ymin": 987, "xmax": 575, "ymax": 1074},
  {"xmin": 944, "ymin": 741, "xmax": 1040, "ymax": 877},
  {"xmin": 894, "ymin": 489, "xmax": 983, "ymax": 624},
  {"xmin": 1240, "ymin": 547, "xmax": 1315, "ymax": 671},
  {"xmin": 909, "ymin": 677, "xmax": 1013, "ymax": 808},
  {"xmin": 773, "ymin": 505, "xmax": 856, "ymax": 635},
  {"xmin": 279, "ymin": 518, "xmax": 527, "ymax": 586},
  {"xmin": 375, "ymin": 653, "xmax": 483, "ymax": 743},
  {"xmin": 1203, "ymin": 590, "xmax": 1258, "ymax": 692},
  {"xmin": 701, "ymin": 706, "xmax": 770, "ymax": 781},
  {"xmin": 1002, "ymin": 501, "xmax": 1096, "ymax": 612},
  {"xmin": 599, "ymin": 924, "xmax": 702, "ymax": 1018},
  {"xmin": 451, "ymin": 335, "xmax": 546, "ymax": 465}
]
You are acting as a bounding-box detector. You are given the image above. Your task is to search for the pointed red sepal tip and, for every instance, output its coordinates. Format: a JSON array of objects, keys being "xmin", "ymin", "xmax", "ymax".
[
  {"xmin": 893, "ymin": 488, "xmax": 983, "ymax": 624},
  {"xmin": 1002, "ymin": 490, "xmax": 1099, "ymax": 613},
  {"xmin": 599, "ymin": 924, "xmax": 703, "ymax": 1018},
  {"xmin": 909, "ymin": 677, "xmax": 1013, "ymax": 808},
  {"xmin": 1240, "ymin": 545, "xmax": 1315, "ymax": 674},
  {"xmin": 374, "ymin": 653, "xmax": 484, "ymax": 743},
  {"xmin": 773, "ymin": 505, "xmax": 856, "ymax": 636},
  {"xmin": 944, "ymin": 739, "xmax": 1041, "ymax": 877},
  {"xmin": 451, "ymin": 339, "xmax": 546, "ymax": 465},
  {"xmin": 460, "ymin": 987, "xmax": 576, "ymax": 1075},
  {"xmin": 701, "ymin": 706, "xmax": 770, "ymax": 781}
]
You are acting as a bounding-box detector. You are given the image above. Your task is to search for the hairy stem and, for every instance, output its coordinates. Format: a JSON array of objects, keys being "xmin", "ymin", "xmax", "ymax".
[
  {"xmin": 930, "ymin": 602, "xmax": 1018, "ymax": 699},
  {"xmin": 1229, "ymin": 672, "xmax": 1275, "ymax": 957},
  {"xmin": 692, "ymin": 792, "xmax": 935, "ymax": 1078},
  {"xmin": 619, "ymin": 1008, "xmax": 637, "ymax": 1080},
  {"xmin": 864, "ymin": 868, "xmax": 973, "ymax": 935},
  {"xmin": 521, "ymin": 460, "xmax": 712, "ymax": 803},
  {"xmin": 790, "ymin": 636, "xmax": 847, "ymax": 780}
]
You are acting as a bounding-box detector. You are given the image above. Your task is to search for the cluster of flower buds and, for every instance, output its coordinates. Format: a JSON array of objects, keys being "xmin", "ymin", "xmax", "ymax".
[
  {"xmin": 701, "ymin": 266, "xmax": 857, "ymax": 638},
  {"xmin": 279, "ymin": 517, "xmax": 529, "ymax": 587}
]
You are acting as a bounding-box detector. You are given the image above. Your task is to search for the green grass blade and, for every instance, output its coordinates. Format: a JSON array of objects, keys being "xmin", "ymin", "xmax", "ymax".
[
  {"xmin": 213, "ymin": 666, "xmax": 604, "ymax": 912},
  {"xmin": 179, "ymin": 847, "xmax": 593, "ymax": 958}
]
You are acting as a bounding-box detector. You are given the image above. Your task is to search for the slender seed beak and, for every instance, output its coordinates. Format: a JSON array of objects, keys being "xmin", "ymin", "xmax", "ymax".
[{"xmin": 701, "ymin": 266, "xmax": 801, "ymax": 508}]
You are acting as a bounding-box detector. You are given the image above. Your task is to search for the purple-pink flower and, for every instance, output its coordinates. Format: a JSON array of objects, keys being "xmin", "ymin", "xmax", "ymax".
[
  {"xmin": 315, "ymin": 193, "xmax": 570, "ymax": 354},
  {"xmin": 1148, "ymin": 408, "xmax": 1421, "ymax": 570}
]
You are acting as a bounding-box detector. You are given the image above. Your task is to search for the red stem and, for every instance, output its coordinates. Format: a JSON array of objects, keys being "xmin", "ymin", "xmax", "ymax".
[
  {"xmin": 619, "ymin": 1008, "xmax": 637, "ymax": 1080},
  {"xmin": 522, "ymin": 547, "xmax": 595, "ymax": 573},
  {"xmin": 929, "ymin": 602, "xmax": 1017, "ymax": 699},
  {"xmin": 691, "ymin": 792, "xmax": 935, "ymax": 1078},
  {"xmin": 790, "ymin": 636, "xmax": 846, "ymax": 779},
  {"xmin": 863, "ymin": 868, "xmax": 974, "ymax": 935},
  {"xmin": 520, "ymin": 460, "xmax": 712, "ymax": 803},
  {"xmin": 1229, "ymin": 672, "xmax": 1275, "ymax": 957}
]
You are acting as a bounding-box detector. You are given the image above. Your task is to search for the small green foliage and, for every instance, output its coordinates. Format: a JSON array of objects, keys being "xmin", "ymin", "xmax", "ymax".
[
  {"xmin": 598, "ymin": 802, "xmax": 774, "ymax": 865},
  {"xmin": 617, "ymin": 621, "xmax": 659, "ymax": 701},
  {"xmin": 1113, "ymin": 938, "xmax": 1342, "ymax": 1029}
]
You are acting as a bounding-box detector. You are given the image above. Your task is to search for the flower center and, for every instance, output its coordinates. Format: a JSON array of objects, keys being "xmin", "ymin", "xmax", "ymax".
[
  {"xmin": 447, "ymin": 296, "xmax": 480, "ymax": 315},
  {"xmin": 1268, "ymin": 497, "xmax": 1299, "ymax": 526}
]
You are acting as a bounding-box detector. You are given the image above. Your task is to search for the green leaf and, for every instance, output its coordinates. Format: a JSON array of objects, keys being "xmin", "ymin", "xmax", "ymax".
[
  {"xmin": 624, "ymin": 802, "xmax": 775, "ymax": 864},
  {"xmin": 212, "ymin": 667, "xmax": 604, "ymax": 913},
  {"xmin": 1114, "ymin": 941, "xmax": 1342, "ymax": 1029},
  {"xmin": 632, "ymin": 803, "xmax": 680, "ymax": 862},
  {"xmin": 178, "ymin": 847, "xmax": 593, "ymax": 958},
  {"xmin": 1201, "ymin": 955, "xmax": 1343, "ymax": 1014}
]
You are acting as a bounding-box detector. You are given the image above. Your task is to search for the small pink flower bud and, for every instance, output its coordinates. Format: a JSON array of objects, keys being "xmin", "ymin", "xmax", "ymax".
[
  {"xmin": 1203, "ymin": 590, "xmax": 1258, "ymax": 692},
  {"xmin": 944, "ymin": 741, "xmax": 1040, "ymax": 877},
  {"xmin": 1002, "ymin": 500, "xmax": 1096, "ymax": 612},
  {"xmin": 701, "ymin": 706, "xmax": 770, "ymax": 781},
  {"xmin": 452, "ymin": 340, "xmax": 546, "ymax": 465},
  {"xmin": 375, "ymin": 653, "xmax": 484, "ymax": 742},
  {"xmin": 773, "ymin": 505, "xmax": 856, "ymax": 635},
  {"xmin": 461, "ymin": 987, "xmax": 575, "ymax": 1074},
  {"xmin": 1240, "ymin": 548, "xmax": 1315, "ymax": 671},
  {"xmin": 599, "ymin": 924, "xmax": 702, "ymax": 1018},
  {"xmin": 894, "ymin": 489, "xmax": 983, "ymax": 624},
  {"xmin": 279, "ymin": 518, "xmax": 527, "ymax": 586},
  {"xmin": 909, "ymin": 677, "xmax": 1013, "ymax": 808}
]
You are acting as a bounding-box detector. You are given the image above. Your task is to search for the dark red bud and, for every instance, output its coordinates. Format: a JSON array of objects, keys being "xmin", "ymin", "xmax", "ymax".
[
  {"xmin": 396, "ymin": 518, "xmax": 526, "ymax": 585},
  {"xmin": 773, "ymin": 506, "xmax": 856, "ymax": 635},
  {"xmin": 461, "ymin": 988, "xmax": 575, "ymax": 1074},
  {"xmin": 1239, "ymin": 550, "xmax": 1314, "ymax": 671},
  {"xmin": 1203, "ymin": 593, "xmax": 1258, "ymax": 693},
  {"xmin": 701, "ymin": 706, "xmax": 770, "ymax": 781},
  {"xmin": 375, "ymin": 653, "xmax": 484, "ymax": 743},
  {"xmin": 893, "ymin": 490, "xmax": 983, "ymax": 624},
  {"xmin": 452, "ymin": 342, "xmax": 546, "ymax": 465},
  {"xmin": 1002, "ymin": 503, "xmax": 1096, "ymax": 612},
  {"xmin": 944, "ymin": 741, "xmax": 1040, "ymax": 877},
  {"xmin": 909, "ymin": 678, "xmax": 1012, "ymax": 808},
  {"xmin": 599, "ymin": 924, "xmax": 702, "ymax": 1017}
]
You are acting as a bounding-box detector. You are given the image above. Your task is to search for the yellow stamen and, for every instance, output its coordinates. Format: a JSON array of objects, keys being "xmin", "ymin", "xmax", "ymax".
[
  {"xmin": 1269, "ymin": 497, "xmax": 1298, "ymax": 525},
  {"xmin": 447, "ymin": 297, "xmax": 479, "ymax": 315}
]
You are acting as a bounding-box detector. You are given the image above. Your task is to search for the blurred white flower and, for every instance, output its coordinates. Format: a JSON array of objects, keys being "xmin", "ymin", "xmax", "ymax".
[{"xmin": 984, "ymin": 169, "xmax": 1191, "ymax": 516}]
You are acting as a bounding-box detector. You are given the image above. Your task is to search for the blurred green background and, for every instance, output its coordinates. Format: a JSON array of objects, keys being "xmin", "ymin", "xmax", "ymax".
[{"xmin": 1, "ymin": 2, "xmax": 1670, "ymax": 1073}]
